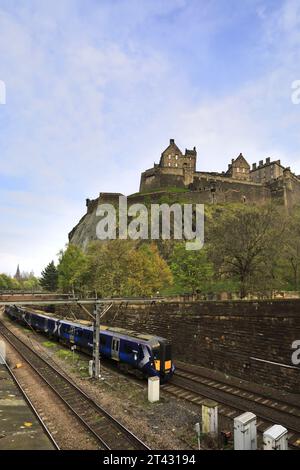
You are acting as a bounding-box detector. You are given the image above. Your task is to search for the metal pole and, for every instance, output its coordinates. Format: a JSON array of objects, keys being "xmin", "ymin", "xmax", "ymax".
[
  {"xmin": 92, "ymin": 304, "xmax": 100, "ymax": 379},
  {"xmin": 92, "ymin": 303, "xmax": 113, "ymax": 379},
  {"xmin": 195, "ymin": 422, "xmax": 201, "ymax": 450}
]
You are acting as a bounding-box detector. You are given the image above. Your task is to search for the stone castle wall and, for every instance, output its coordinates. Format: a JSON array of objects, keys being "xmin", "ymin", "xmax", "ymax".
[
  {"xmin": 140, "ymin": 168, "xmax": 186, "ymax": 192},
  {"xmin": 140, "ymin": 168, "xmax": 300, "ymax": 208}
]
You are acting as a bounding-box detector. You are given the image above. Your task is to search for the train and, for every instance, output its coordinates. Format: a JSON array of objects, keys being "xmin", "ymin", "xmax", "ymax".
[{"xmin": 5, "ymin": 305, "xmax": 175, "ymax": 382}]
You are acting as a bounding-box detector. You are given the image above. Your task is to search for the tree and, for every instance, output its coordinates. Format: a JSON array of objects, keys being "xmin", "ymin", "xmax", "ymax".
[
  {"xmin": 281, "ymin": 207, "xmax": 300, "ymax": 290},
  {"xmin": 85, "ymin": 240, "xmax": 172, "ymax": 297},
  {"xmin": 128, "ymin": 243, "xmax": 173, "ymax": 296},
  {"xmin": 40, "ymin": 261, "xmax": 58, "ymax": 292},
  {"xmin": 23, "ymin": 277, "xmax": 40, "ymax": 290},
  {"xmin": 0, "ymin": 274, "xmax": 22, "ymax": 290},
  {"xmin": 57, "ymin": 245, "xmax": 87, "ymax": 293},
  {"xmin": 170, "ymin": 243, "xmax": 214, "ymax": 294},
  {"xmin": 0, "ymin": 274, "xmax": 11, "ymax": 290},
  {"xmin": 208, "ymin": 205, "xmax": 284, "ymax": 298}
]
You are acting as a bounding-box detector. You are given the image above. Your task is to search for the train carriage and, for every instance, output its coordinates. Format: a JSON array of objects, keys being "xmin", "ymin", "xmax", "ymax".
[{"xmin": 5, "ymin": 305, "xmax": 175, "ymax": 382}]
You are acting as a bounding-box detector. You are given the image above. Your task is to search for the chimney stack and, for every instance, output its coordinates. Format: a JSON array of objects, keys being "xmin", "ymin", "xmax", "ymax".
[
  {"xmin": 266, "ymin": 157, "xmax": 270, "ymax": 164},
  {"xmin": 259, "ymin": 160, "xmax": 263, "ymax": 167},
  {"xmin": 252, "ymin": 163, "xmax": 257, "ymax": 170},
  {"xmin": 170, "ymin": 138, "xmax": 175, "ymax": 145}
]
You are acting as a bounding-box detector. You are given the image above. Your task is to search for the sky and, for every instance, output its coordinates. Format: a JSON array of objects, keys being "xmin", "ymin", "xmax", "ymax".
[{"xmin": 1, "ymin": 0, "xmax": 300, "ymax": 276}]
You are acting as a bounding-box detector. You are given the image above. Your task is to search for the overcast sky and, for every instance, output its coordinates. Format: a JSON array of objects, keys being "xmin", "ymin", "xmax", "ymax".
[{"xmin": 1, "ymin": 0, "xmax": 300, "ymax": 275}]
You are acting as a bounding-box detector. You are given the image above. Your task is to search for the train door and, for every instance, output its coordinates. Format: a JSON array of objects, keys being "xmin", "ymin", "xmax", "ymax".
[{"xmin": 111, "ymin": 337, "xmax": 120, "ymax": 361}]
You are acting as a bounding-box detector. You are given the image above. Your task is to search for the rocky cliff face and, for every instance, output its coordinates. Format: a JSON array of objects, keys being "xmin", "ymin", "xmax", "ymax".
[
  {"xmin": 68, "ymin": 193, "xmax": 122, "ymax": 249},
  {"xmin": 68, "ymin": 180, "xmax": 295, "ymax": 250},
  {"xmin": 68, "ymin": 206, "xmax": 98, "ymax": 249}
]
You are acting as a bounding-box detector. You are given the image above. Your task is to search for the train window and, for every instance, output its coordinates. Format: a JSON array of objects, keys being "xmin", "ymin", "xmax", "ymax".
[
  {"xmin": 112, "ymin": 338, "xmax": 120, "ymax": 352},
  {"xmin": 124, "ymin": 344, "xmax": 132, "ymax": 354},
  {"xmin": 153, "ymin": 348, "xmax": 160, "ymax": 359}
]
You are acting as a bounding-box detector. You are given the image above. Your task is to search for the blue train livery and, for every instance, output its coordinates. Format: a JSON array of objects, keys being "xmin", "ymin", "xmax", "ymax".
[{"xmin": 5, "ymin": 305, "xmax": 175, "ymax": 382}]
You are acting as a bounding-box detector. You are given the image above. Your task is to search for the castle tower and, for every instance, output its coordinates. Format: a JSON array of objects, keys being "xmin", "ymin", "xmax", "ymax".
[
  {"xmin": 226, "ymin": 153, "xmax": 250, "ymax": 180},
  {"xmin": 159, "ymin": 139, "xmax": 197, "ymax": 178},
  {"xmin": 140, "ymin": 138, "xmax": 198, "ymax": 192},
  {"xmin": 159, "ymin": 138, "xmax": 183, "ymax": 169}
]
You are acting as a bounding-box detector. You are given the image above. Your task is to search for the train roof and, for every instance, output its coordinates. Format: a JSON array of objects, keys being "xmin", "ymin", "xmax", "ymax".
[
  {"xmin": 100, "ymin": 325, "xmax": 165, "ymax": 344},
  {"xmin": 60, "ymin": 320, "xmax": 163, "ymax": 345},
  {"xmin": 18, "ymin": 306, "xmax": 56, "ymax": 322},
  {"xmin": 18, "ymin": 306, "xmax": 168, "ymax": 346}
]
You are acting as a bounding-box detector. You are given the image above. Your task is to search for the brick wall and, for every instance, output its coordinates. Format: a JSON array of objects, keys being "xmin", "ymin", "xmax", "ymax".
[{"xmin": 102, "ymin": 300, "xmax": 300, "ymax": 393}]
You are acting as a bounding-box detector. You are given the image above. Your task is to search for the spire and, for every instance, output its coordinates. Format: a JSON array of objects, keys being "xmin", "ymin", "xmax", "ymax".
[{"xmin": 14, "ymin": 264, "xmax": 21, "ymax": 281}]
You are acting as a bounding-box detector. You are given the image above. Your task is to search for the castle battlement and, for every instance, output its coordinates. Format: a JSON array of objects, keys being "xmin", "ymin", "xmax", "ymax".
[
  {"xmin": 69, "ymin": 139, "xmax": 300, "ymax": 247},
  {"xmin": 139, "ymin": 139, "xmax": 300, "ymax": 208}
]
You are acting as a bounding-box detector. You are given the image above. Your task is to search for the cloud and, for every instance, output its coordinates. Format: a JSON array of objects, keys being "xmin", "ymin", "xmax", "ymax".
[{"xmin": 1, "ymin": 0, "xmax": 300, "ymax": 275}]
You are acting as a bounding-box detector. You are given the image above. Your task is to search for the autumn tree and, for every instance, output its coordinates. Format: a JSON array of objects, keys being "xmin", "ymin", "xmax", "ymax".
[{"xmin": 85, "ymin": 240, "xmax": 172, "ymax": 297}]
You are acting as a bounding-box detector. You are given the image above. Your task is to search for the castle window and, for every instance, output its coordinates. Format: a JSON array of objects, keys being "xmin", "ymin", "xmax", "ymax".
[
  {"xmin": 175, "ymin": 155, "xmax": 178, "ymax": 160},
  {"xmin": 168, "ymin": 155, "xmax": 171, "ymax": 159},
  {"xmin": 175, "ymin": 163, "xmax": 178, "ymax": 167},
  {"xmin": 168, "ymin": 163, "xmax": 171, "ymax": 167}
]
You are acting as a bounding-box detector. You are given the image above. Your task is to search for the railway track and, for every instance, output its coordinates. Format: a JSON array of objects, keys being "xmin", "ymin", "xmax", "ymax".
[
  {"xmin": 0, "ymin": 354, "xmax": 59, "ymax": 450},
  {"xmin": 0, "ymin": 320, "xmax": 150, "ymax": 450},
  {"xmin": 162, "ymin": 364, "xmax": 300, "ymax": 448}
]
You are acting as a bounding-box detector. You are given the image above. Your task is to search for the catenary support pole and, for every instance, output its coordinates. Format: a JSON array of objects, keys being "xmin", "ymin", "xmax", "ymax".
[
  {"xmin": 92, "ymin": 303, "xmax": 113, "ymax": 379},
  {"xmin": 92, "ymin": 304, "xmax": 101, "ymax": 379}
]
